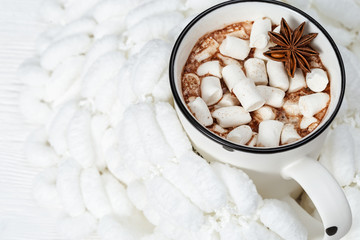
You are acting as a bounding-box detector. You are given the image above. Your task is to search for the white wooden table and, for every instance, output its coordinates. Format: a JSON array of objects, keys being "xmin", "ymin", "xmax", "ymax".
[{"xmin": 0, "ymin": 1, "xmax": 66, "ymax": 239}]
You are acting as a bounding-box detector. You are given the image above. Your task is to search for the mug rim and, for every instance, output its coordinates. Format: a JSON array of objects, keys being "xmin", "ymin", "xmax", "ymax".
[{"xmin": 169, "ymin": 0, "xmax": 346, "ymax": 154}]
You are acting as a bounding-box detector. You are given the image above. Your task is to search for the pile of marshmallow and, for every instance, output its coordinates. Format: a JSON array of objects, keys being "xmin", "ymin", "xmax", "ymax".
[
  {"xmin": 17, "ymin": 0, "xmax": 360, "ymax": 239},
  {"xmin": 186, "ymin": 18, "xmax": 329, "ymax": 147}
]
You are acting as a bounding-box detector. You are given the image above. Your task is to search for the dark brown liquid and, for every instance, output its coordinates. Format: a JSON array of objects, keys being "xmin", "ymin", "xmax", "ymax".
[{"xmin": 181, "ymin": 21, "xmax": 331, "ymax": 145}]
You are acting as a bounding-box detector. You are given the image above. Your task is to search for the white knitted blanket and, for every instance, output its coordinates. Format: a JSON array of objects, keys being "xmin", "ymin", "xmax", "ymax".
[{"xmin": 17, "ymin": 0, "xmax": 360, "ymax": 239}]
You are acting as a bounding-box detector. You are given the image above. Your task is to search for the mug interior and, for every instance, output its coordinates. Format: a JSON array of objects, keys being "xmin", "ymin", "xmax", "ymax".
[{"xmin": 169, "ymin": 0, "xmax": 345, "ymax": 153}]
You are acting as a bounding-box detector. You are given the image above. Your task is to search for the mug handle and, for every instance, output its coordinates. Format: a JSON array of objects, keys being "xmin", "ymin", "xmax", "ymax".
[{"xmin": 281, "ymin": 156, "xmax": 352, "ymax": 239}]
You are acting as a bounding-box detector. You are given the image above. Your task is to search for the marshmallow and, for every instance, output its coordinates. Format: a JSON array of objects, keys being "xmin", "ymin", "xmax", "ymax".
[
  {"xmin": 244, "ymin": 58, "xmax": 268, "ymax": 85},
  {"xmin": 217, "ymin": 53, "xmax": 241, "ymax": 66},
  {"xmin": 197, "ymin": 60, "xmax": 222, "ymax": 78},
  {"xmin": 219, "ymin": 36, "xmax": 251, "ymax": 60},
  {"xmin": 300, "ymin": 116, "xmax": 318, "ymax": 129},
  {"xmin": 283, "ymin": 100, "xmax": 300, "ymax": 116},
  {"xmin": 257, "ymin": 120, "xmax": 284, "ymax": 147},
  {"xmin": 254, "ymin": 41, "xmax": 276, "ymax": 60},
  {"xmin": 288, "ymin": 69, "xmax": 306, "ymax": 93},
  {"xmin": 222, "ymin": 64, "xmax": 246, "ymax": 91},
  {"xmin": 228, "ymin": 28, "xmax": 249, "ymax": 39},
  {"xmin": 233, "ymin": 78, "xmax": 266, "ymax": 112},
  {"xmin": 183, "ymin": 73, "xmax": 200, "ymax": 96},
  {"xmin": 308, "ymin": 122, "xmax": 319, "ymax": 132},
  {"xmin": 281, "ymin": 124, "xmax": 301, "ymax": 145},
  {"xmin": 257, "ymin": 85, "xmax": 285, "ymax": 108},
  {"xmin": 188, "ymin": 96, "xmax": 196, "ymax": 103},
  {"xmin": 188, "ymin": 97, "xmax": 213, "ymax": 126},
  {"xmin": 212, "ymin": 106, "xmax": 251, "ymax": 128},
  {"xmin": 299, "ymin": 93, "xmax": 330, "ymax": 117},
  {"xmin": 306, "ymin": 68, "xmax": 329, "ymax": 92},
  {"xmin": 288, "ymin": 116, "xmax": 301, "ymax": 125},
  {"xmin": 215, "ymin": 93, "xmax": 240, "ymax": 108},
  {"xmin": 194, "ymin": 38, "xmax": 219, "ymax": 62},
  {"xmin": 226, "ymin": 125, "xmax": 253, "ymax": 145},
  {"xmin": 213, "ymin": 124, "xmax": 227, "ymax": 134},
  {"xmin": 200, "ymin": 76, "xmax": 223, "ymax": 105},
  {"xmin": 250, "ymin": 18, "xmax": 272, "ymax": 49},
  {"xmin": 267, "ymin": 60, "xmax": 289, "ymax": 91},
  {"xmin": 248, "ymin": 134, "xmax": 258, "ymax": 147},
  {"xmin": 254, "ymin": 106, "xmax": 276, "ymax": 121}
]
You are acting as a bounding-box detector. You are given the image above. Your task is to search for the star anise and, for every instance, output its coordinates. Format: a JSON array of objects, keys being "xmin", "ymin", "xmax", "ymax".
[{"xmin": 264, "ymin": 18, "xmax": 319, "ymax": 78}]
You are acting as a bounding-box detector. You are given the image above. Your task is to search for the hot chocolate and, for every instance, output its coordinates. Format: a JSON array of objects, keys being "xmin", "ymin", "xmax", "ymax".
[{"xmin": 181, "ymin": 18, "xmax": 330, "ymax": 147}]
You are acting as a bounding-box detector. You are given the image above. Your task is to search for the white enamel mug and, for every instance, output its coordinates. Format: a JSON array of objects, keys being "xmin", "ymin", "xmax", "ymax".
[{"xmin": 169, "ymin": 0, "xmax": 351, "ymax": 239}]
